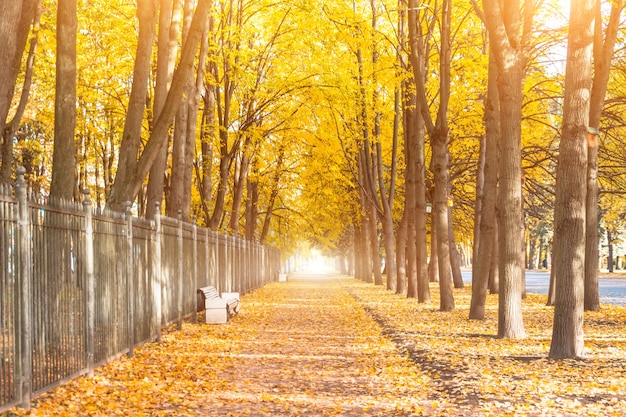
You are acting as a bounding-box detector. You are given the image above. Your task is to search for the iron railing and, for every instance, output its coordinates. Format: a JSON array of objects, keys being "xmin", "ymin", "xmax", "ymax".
[{"xmin": 0, "ymin": 169, "xmax": 281, "ymax": 412}]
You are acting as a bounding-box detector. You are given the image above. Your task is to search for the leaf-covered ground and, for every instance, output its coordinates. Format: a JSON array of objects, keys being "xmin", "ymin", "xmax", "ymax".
[{"xmin": 8, "ymin": 273, "xmax": 626, "ymax": 416}]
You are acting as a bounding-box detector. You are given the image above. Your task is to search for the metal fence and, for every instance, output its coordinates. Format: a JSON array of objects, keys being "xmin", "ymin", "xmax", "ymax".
[{"xmin": 0, "ymin": 170, "xmax": 281, "ymax": 412}]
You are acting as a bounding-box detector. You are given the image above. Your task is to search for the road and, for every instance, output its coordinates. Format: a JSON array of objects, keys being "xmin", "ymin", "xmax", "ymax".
[{"xmin": 461, "ymin": 270, "xmax": 626, "ymax": 306}]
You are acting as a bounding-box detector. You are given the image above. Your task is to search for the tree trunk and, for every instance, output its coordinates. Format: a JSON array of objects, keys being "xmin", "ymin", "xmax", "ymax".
[
  {"xmin": 0, "ymin": 0, "xmax": 39, "ymax": 182},
  {"xmin": 449, "ymin": 208, "xmax": 464, "ymax": 288},
  {"xmin": 585, "ymin": 0, "xmax": 624, "ymax": 311},
  {"xmin": 434, "ymin": 0, "xmax": 454, "ymax": 311},
  {"xmin": 381, "ymin": 208, "xmax": 396, "ymax": 290},
  {"xmin": 547, "ymin": 259, "xmax": 555, "ymax": 306},
  {"xmin": 107, "ymin": 0, "xmax": 159, "ymax": 210},
  {"xmin": 50, "ymin": 0, "xmax": 78, "ymax": 201},
  {"xmin": 469, "ymin": 50, "xmax": 499, "ymax": 319},
  {"xmin": 0, "ymin": 2, "xmax": 25, "ymax": 131},
  {"xmin": 199, "ymin": 86, "xmax": 215, "ymax": 204},
  {"xmin": 608, "ymin": 231, "xmax": 614, "ymax": 272},
  {"xmin": 549, "ymin": 0, "xmax": 594, "ymax": 359},
  {"xmin": 145, "ymin": 0, "xmax": 179, "ymax": 219},
  {"xmin": 1, "ymin": 1, "xmax": 41, "ymax": 183},
  {"xmin": 244, "ymin": 173, "xmax": 259, "ymax": 241},
  {"xmin": 167, "ymin": 0, "xmax": 195, "ymax": 221},
  {"xmin": 489, "ymin": 224, "xmax": 500, "ymax": 294},
  {"xmin": 197, "ymin": 12, "xmax": 216, "ymax": 217},
  {"xmin": 354, "ymin": 219, "xmax": 363, "ymax": 281},
  {"xmin": 528, "ymin": 233, "xmax": 537, "ymax": 269},
  {"xmin": 473, "ymin": 133, "xmax": 486, "ymax": 267},
  {"xmin": 259, "ymin": 146, "xmax": 285, "ymax": 244},
  {"xmin": 168, "ymin": 96, "xmax": 189, "ymax": 218},
  {"xmin": 433, "ymin": 128, "xmax": 454, "ymax": 311},
  {"xmin": 429, "ymin": 215, "xmax": 439, "ymax": 283},
  {"xmin": 405, "ymin": 95, "xmax": 418, "ymax": 298},
  {"xmin": 183, "ymin": 13, "xmax": 208, "ymax": 220},
  {"xmin": 369, "ymin": 201, "xmax": 383, "ymax": 286},
  {"xmin": 521, "ymin": 206, "xmax": 527, "ymax": 299},
  {"xmin": 357, "ymin": 215, "xmax": 373, "ymax": 284},
  {"xmin": 395, "ymin": 213, "xmax": 407, "ymax": 295},
  {"xmin": 228, "ymin": 134, "xmax": 253, "ymax": 232},
  {"xmin": 408, "ymin": 0, "xmax": 452, "ymax": 308},
  {"xmin": 416, "ymin": 110, "xmax": 430, "ymax": 303},
  {"xmin": 496, "ymin": 61, "xmax": 526, "ymax": 338},
  {"xmin": 107, "ymin": 0, "xmax": 211, "ymax": 212},
  {"xmin": 481, "ymin": 0, "xmax": 533, "ymax": 340}
]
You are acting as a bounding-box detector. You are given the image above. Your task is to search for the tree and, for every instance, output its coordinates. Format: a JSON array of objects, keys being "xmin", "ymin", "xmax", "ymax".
[
  {"xmin": 145, "ymin": 0, "xmax": 180, "ymax": 219},
  {"xmin": 49, "ymin": 0, "xmax": 78, "ymax": 200},
  {"xmin": 584, "ymin": 0, "xmax": 624, "ymax": 311},
  {"xmin": 549, "ymin": 0, "xmax": 595, "ymax": 359},
  {"xmin": 409, "ymin": 0, "xmax": 454, "ymax": 311},
  {"xmin": 0, "ymin": 0, "xmax": 40, "ymax": 182},
  {"xmin": 107, "ymin": 0, "xmax": 158, "ymax": 211},
  {"xmin": 469, "ymin": 49, "xmax": 500, "ymax": 320},
  {"xmin": 480, "ymin": 0, "xmax": 537, "ymax": 339},
  {"xmin": 403, "ymin": 0, "xmax": 430, "ymax": 302},
  {"xmin": 168, "ymin": 0, "xmax": 199, "ymax": 221},
  {"xmin": 107, "ymin": 0, "xmax": 212, "ymax": 211}
]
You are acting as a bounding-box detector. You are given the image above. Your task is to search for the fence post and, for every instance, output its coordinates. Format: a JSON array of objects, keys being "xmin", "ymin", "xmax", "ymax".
[
  {"xmin": 192, "ymin": 217, "xmax": 198, "ymax": 324},
  {"xmin": 153, "ymin": 202, "xmax": 162, "ymax": 342},
  {"xmin": 177, "ymin": 210, "xmax": 183, "ymax": 330},
  {"xmin": 16, "ymin": 167, "xmax": 32, "ymax": 409},
  {"xmin": 83, "ymin": 189, "xmax": 95, "ymax": 377},
  {"xmin": 125, "ymin": 202, "xmax": 135, "ymax": 358}
]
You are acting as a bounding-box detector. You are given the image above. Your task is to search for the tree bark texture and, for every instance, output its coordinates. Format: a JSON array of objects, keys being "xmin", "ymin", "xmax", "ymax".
[
  {"xmin": 0, "ymin": 0, "xmax": 38, "ymax": 182},
  {"xmin": 167, "ymin": 0, "xmax": 196, "ymax": 221},
  {"xmin": 107, "ymin": 0, "xmax": 159, "ymax": 210},
  {"xmin": 50, "ymin": 0, "xmax": 78, "ymax": 201},
  {"xmin": 108, "ymin": 0, "xmax": 211, "ymax": 212},
  {"xmin": 482, "ymin": 0, "xmax": 529, "ymax": 339},
  {"xmin": 469, "ymin": 50, "xmax": 500, "ymax": 320},
  {"xmin": 404, "ymin": 99, "xmax": 418, "ymax": 298},
  {"xmin": 489, "ymin": 223, "xmax": 499, "ymax": 294},
  {"xmin": 395, "ymin": 214, "xmax": 407, "ymax": 295},
  {"xmin": 584, "ymin": 0, "xmax": 623, "ymax": 311},
  {"xmin": 433, "ymin": 127, "xmax": 454, "ymax": 311},
  {"xmin": 145, "ymin": 0, "xmax": 178, "ymax": 219},
  {"xmin": 495, "ymin": 61, "xmax": 526, "ymax": 338},
  {"xmin": 449, "ymin": 210, "xmax": 464, "ymax": 289},
  {"xmin": 415, "ymin": 116, "xmax": 430, "ymax": 303},
  {"xmin": 550, "ymin": 0, "xmax": 594, "ymax": 359},
  {"xmin": 1, "ymin": 0, "xmax": 41, "ymax": 183}
]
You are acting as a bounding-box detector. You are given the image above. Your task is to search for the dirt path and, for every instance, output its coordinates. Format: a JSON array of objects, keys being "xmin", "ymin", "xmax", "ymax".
[
  {"xmin": 13, "ymin": 274, "xmax": 434, "ymax": 416},
  {"xmin": 201, "ymin": 274, "xmax": 433, "ymax": 416}
]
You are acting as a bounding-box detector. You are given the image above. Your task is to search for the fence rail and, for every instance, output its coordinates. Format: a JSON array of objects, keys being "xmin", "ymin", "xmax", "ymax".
[{"xmin": 0, "ymin": 170, "xmax": 281, "ymax": 412}]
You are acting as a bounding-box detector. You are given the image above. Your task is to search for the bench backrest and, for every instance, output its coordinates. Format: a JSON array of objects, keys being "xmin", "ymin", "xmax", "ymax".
[{"xmin": 197, "ymin": 286, "xmax": 220, "ymax": 300}]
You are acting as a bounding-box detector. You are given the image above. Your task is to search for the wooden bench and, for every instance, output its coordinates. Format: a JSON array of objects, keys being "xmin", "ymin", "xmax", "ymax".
[{"xmin": 196, "ymin": 286, "xmax": 240, "ymax": 324}]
